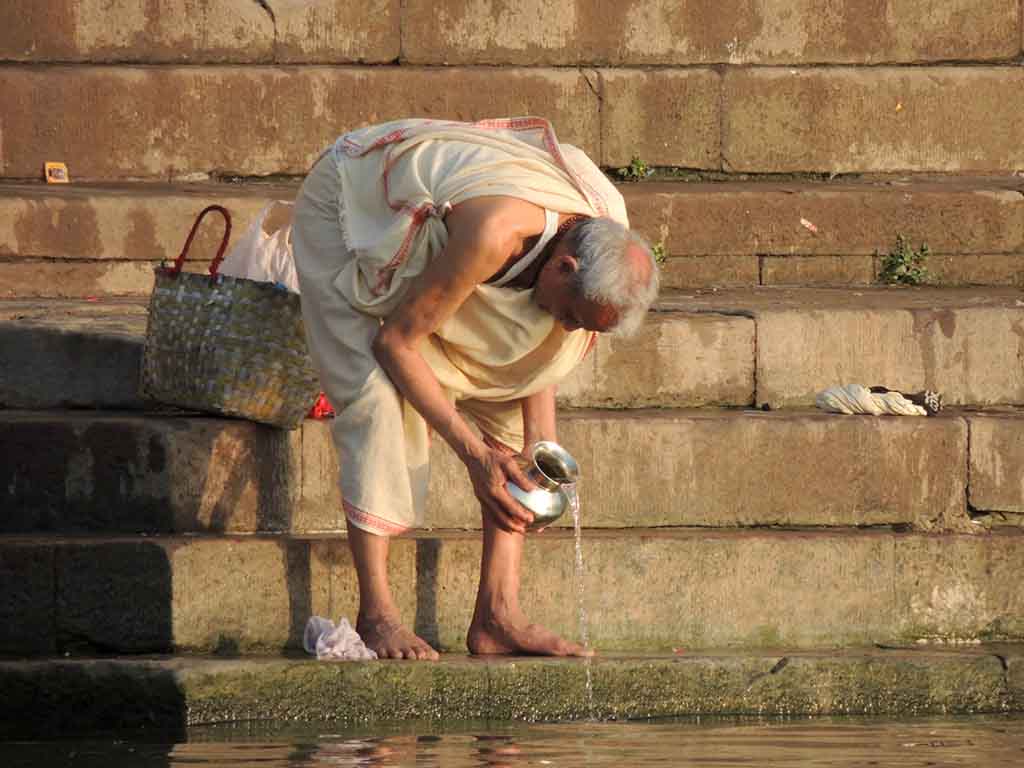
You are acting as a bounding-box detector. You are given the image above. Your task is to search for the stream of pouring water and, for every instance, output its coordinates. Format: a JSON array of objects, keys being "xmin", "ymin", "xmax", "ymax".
[{"xmin": 567, "ymin": 483, "xmax": 594, "ymax": 718}]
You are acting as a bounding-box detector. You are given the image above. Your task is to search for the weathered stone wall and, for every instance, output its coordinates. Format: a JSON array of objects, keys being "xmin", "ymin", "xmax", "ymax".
[
  {"xmin": 2, "ymin": 2, "xmax": 1023, "ymax": 292},
  {"xmin": 3, "ymin": 3, "xmax": 1024, "ymax": 674},
  {"xmin": 1, "ymin": 1, "xmax": 1022, "ymax": 179},
  {"xmin": 4, "ymin": 1, "xmax": 1019, "ymax": 65}
]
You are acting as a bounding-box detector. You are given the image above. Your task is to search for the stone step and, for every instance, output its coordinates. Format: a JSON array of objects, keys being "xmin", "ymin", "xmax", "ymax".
[
  {"xmin": 625, "ymin": 178, "xmax": 1024, "ymax": 289},
  {"xmin": 5, "ymin": 285, "xmax": 1024, "ymax": 411},
  {"xmin": 668, "ymin": 287, "xmax": 1024, "ymax": 409},
  {"xmin": 2, "ymin": 529, "xmax": 1021, "ymax": 655},
  {"xmin": 0, "ymin": 297, "xmax": 756, "ymax": 410},
  {"xmin": 1, "ymin": 65, "xmax": 1022, "ymax": 175},
  {"xmin": 0, "ymin": 300, "xmax": 148, "ymax": 409},
  {"xmin": 5, "ymin": 0, "xmax": 1018, "ymax": 67},
  {"xmin": 1, "ymin": 649, "xmax": 1020, "ymax": 737},
  {"xmin": 2, "ymin": 408, "xmax": 996, "ymax": 535},
  {"xmin": 2, "ymin": 178, "xmax": 1023, "ymax": 295}
]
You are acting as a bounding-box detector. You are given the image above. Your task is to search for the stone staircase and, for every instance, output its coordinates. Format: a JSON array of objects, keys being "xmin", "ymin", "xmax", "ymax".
[{"xmin": 1, "ymin": 0, "xmax": 1023, "ymax": 732}]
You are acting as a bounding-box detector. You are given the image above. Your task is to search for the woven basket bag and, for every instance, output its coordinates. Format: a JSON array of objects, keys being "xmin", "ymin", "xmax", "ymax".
[{"xmin": 140, "ymin": 205, "xmax": 320, "ymax": 429}]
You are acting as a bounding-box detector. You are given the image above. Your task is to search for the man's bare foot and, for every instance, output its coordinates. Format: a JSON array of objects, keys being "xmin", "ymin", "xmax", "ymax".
[
  {"xmin": 357, "ymin": 615, "xmax": 439, "ymax": 660},
  {"xmin": 467, "ymin": 608, "xmax": 594, "ymax": 657}
]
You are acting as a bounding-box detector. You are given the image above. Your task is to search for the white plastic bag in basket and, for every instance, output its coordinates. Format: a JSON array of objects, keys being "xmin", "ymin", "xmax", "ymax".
[{"xmin": 219, "ymin": 201, "xmax": 301, "ymax": 293}]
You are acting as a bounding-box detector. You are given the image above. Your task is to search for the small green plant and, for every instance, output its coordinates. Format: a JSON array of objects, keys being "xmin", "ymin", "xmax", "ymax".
[
  {"xmin": 651, "ymin": 240, "xmax": 667, "ymax": 265},
  {"xmin": 878, "ymin": 234, "xmax": 930, "ymax": 285},
  {"xmin": 616, "ymin": 155, "xmax": 652, "ymax": 182}
]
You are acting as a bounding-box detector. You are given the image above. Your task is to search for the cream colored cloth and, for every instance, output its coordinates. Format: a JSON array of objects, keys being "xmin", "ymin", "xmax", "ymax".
[
  {"xmin": 294, "ymin": 118, "xmax": 622, "ymax": 535},
  {"xmin": 815, "ymin": 384, "xmax": 928, "ymax": 416},
  {"xmin": 332, "ymin": 117, "xmax": 628, "ymax": 316}
]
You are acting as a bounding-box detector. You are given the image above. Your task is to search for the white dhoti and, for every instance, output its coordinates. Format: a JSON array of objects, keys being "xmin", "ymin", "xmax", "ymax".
[{"xmin": 292, "ymin": 118, "xmax": 626, "ymax": 536}]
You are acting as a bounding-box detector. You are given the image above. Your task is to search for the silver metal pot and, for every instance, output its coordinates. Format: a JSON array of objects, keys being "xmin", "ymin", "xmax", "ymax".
[{"xmin": 505, "ymin": 441, "xmax": 579, "ymax": 530}]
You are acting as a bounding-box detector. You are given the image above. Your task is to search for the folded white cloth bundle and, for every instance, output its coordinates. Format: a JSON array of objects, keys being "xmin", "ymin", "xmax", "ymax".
[
  {"xmin": 303, "ymin": 616, "xmax": 378, "ymax": 661},
  {"xmin": 815, "ymin": 384, "xmax": 928, "ymax": 416}
]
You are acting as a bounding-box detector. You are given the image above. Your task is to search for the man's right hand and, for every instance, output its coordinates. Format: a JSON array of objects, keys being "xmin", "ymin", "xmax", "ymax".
[{"xmin": 465, "ymin": 447, "xmax": 536, "ymax": 533}]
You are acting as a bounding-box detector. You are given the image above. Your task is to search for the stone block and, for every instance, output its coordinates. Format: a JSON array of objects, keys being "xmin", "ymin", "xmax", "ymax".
[
  {"xmin": 417, "ymin": 409, "xmax": 969, "ymax": 531},
  {"xmin": 297, "ymin": 421, "xmax": 346, "ymax": 532},
  {"xmin": 12, "ymin": 528, "xmax": 1024, "ymax": 654},
  {"xmin": 0, "ymin": 186, "xmax": 293, "ymax": 297},
  {"xmin": 13, "ymin": 300, "xmax": 756, "ymax": 415},
  {"xmin": 893, "ymin": 533, "xmax": 1024, "ymax": 643},
  {"xmin": 183, "ymin": 657, "xmax": 491, "ymax": 725},
  {"xmin": 0, "ymin": 407, "xmax": 970, "ymax": 534},
  {"xmin": 589, "ymin": 653, "xmax": 1009, "ymax": 719},
  {"xmin": 524, "ymin": 411, "xmax": 959, "ymax": 529},
  {"xmin": 620, "ymin": 182, "xmax": 1024, "ymax": 260},
  {"xmin": 660, "ymin": 256, "xmax": 759, "ymax": 289},
  {"xmin": 161, "ymin": 420, "xmax": 304, "ymax": 534},
  {"xmin": 275, "ymin": 0, "xmax": 400, "ymax": 63},
  {"xmin": 754, "ymin": 301, "xmax": 1024, "ymax": 407},
  {"xmin": 57, "ymin": 541, "xmax": 175, "ymax": 652},
  {"xmin": 968, "ymin": 413, "xmax": 1024, "ymax": 514},
  {"xmin": 0, "ymin": 1, "xmax": 398, "ymax": 63},
  {"xmin": 0, "ymin": 543, "xmax": 56, "ymax": 654},
  {"xmin": 556, "ymin": 410, "xmax": 967, "ymax": 530},
  {"xmin": 731, "ymin": 0, "xmax": 1020, "ymax": 66},
  {"xmin": 0, "ymin": 67, "xmax": 598, "ymax": 179},
  {"xmin": 403, "ymin": 0, "xmax": 582, "ymax": 65},
  {"xmin": 0, "ymin": 660, "xmax": 191, "ymax": 739},
  {"xmin": 0, "ymin": 261, "xmax": 162, "ymax": 298},
  {"xmin": 168, "ymin": 538, "xmax": 320, "ymax": 653},
  {"xmin": 0, "ymin": 186, "xmax": 279, "ymax": 261},
  {"xmin": 558, "ymin": 313, "xmax": 755, "ymax": 408},
  {"xmin": 428, "ymin": 531, "xmax": 896, "ymax": 651},
  {"xmin": 600, "ymin": 69, "xmax": 721, "ymax": 168},
  {"xmin": 0, "ymin": 323, "xmax": 144, "ymax": 408},
  {"xmin": 309, "ymin": 538, "xmax": 419, "ymax": 640},
  {"xmin": 4, "ymin": 179, "xmax": 1021, "ymax": 298},
  {"xmin": 1010, "ymin": 655, "xmax": 1024, "ymax": 711},
  {"xmin": 0, "ymin": 414, "xmax": 306, "ymax": 534},
  {"xmin": 737, "ymin": 653, "xmax": 1010, "ymax": 717},
  {"xmin": 0, "ymin": 0, "xmax": 270, "ymax": 62},
  {"xmin": 762, "ymin": 256, "xmax": 875, "ymax": 285},
  {"xmin": 724, "ymin": 68, "xmax": 1024, "ymax": 173},
  {"xmin": 401, "ymin": 1, "xmax": 1020, "ymax": 65},
  {"xmin": 913, "ymin": 254, "xmax": 1024, "ymax": 287},
  {"xmin": 53, "ymin": 538, "xmax": 339, "ymax": 654},
  {"xmin": 429, "ymin": 530, "xmax": 1022, "ymax": 651},
  {"xmin": 0, "ymin": 652, "xmax": 1015, "ymax": 736}
]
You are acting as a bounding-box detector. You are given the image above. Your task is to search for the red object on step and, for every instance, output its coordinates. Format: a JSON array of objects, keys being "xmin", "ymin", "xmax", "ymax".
[{"xmin": 308, "ymin": 392, "xmax": 335, "ymax": 419}]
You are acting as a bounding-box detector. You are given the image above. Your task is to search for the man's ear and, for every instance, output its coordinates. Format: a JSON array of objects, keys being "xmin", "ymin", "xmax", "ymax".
[{"xmin": 558, "ymin": 252, "xmax": 580, "ymax": 275}]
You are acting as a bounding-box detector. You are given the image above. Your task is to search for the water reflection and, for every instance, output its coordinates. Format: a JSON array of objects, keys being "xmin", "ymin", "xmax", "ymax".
[
  {"xmin": 2, "ymin": 716, "xmax": 1022, "ymax": 767},
  {"xmin": 472, "ymin": 734, "xmax": 523, "ymax": 767}
]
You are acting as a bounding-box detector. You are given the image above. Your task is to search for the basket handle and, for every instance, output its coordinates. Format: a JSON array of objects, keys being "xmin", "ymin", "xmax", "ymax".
[{"xmin": 170, "ymin": 205, "xmax": 232, "ymax": 277}]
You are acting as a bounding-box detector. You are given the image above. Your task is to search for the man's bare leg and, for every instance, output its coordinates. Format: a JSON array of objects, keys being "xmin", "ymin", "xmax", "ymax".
[
  {"xmin": 466, "ymin": 513, "xmax": 593, "ymax": 656},
  {"xmin": 347, "ymin": 519, "xmax": 439, "ymax": 660}
]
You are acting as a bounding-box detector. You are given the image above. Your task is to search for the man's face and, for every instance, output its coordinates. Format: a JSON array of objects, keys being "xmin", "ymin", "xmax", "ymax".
[{"xmin": 533, "ymin": 240, "xmax": 620, "ymax": 333}]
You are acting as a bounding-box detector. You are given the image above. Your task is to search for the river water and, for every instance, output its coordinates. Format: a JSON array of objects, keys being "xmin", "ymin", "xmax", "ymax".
[{"xmin": 3, "ymin": 716, "xmax": 1022, "ymax": 767}]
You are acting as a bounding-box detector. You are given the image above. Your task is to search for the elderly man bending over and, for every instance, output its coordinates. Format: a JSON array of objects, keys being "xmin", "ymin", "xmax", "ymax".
[{"xmin": 292, "ymin": 117, "xmax": 658, "ymax": 660}]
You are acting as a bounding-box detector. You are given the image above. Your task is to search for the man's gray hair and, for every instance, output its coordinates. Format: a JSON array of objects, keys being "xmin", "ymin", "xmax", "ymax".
[{"xmin": 570, "ymin": 217, "xmax": 660, "ymax": 337}]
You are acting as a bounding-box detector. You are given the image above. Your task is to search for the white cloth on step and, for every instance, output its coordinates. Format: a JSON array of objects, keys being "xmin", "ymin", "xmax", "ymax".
[
  {"xmin": 815, "ymin": 384, "xmax": 927, "ymax": 416},
  {"xmin": 303, "ymin": 616, "xmax": 378, "ymax": 660}
]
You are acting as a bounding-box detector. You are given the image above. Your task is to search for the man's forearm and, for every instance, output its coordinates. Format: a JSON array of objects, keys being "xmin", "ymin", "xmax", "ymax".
[
  {"xmin": 373, "ymin": 334, "xmax": 487, "ymax": 464},
  {"xmin": 521, "ymin": 384, "xmax": 557, "ymax": 448}
]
